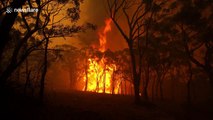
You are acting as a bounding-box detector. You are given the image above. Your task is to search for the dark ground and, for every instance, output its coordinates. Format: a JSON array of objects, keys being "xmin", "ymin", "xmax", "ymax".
[{"xmin": 1, "ymin": 90, "xmax": 213, "ymax": 120}]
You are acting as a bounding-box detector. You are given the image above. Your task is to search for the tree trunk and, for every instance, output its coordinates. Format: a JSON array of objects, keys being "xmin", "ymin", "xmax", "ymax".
[
  {"xmin": 134, "ymin": 75, "xmax": 140, "ymax": 103},
  {"xmin": 103, "ymin": 70, "xmax": 106, "ymax": 93},
  {"xmin": 111, "ymin": 71, "xmax": 115, "ymax": 94},
  {"xmin": 207, "ymin": 70, "xmax": 213, "ymax": 99},
  {"xmin": 0, "ymin": 0, "xmax": 26, "ymax": 59},
  {"xmin": 129, "ymin": 47, "xmax": 140, "ymax": 103},
  {"xmin": 39, "ymin": 38, "xmax": 49, "ymax": 102},
  {"xmin": 0, "ymin": 29, "xmax": 43, "ymax": 87},
  {"xmin": 143, "ymin": 64, "xmax": 150, "ymax": 100},
  {"xmin": 96, "ymin": 76, "xmax": 99, "ymax": 92},
  {"xmin": 0, "ymin": 62, "xmax": 20, "ymax": 87},
  {"xmin": 84, "ymin": 64, "xmax": 88, "ymax": 91}
]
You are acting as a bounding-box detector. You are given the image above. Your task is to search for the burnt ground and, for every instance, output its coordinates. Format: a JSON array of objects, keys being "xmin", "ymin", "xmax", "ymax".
[{"xmin": 1, "ymin": 90, "xmax": 213, "ymax": 120}]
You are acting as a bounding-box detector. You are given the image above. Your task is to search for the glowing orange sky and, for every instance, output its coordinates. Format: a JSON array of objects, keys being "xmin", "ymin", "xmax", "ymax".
[{"xmin": 49, "ymin": 0, "xmax": 127, "ymax": 51}]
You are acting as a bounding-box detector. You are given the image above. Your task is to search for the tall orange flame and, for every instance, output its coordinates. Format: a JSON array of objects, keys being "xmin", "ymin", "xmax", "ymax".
[
  {"xmin": 99, "ymin": 18, "xmax": 112, "ymax": 52},
  {"xmin": 82, "ymin": 18, "xmax": 121, "ymax": 94},
  {"xmin": 81, "ymin": 18, "xmax": 133, "ymax": 95}
]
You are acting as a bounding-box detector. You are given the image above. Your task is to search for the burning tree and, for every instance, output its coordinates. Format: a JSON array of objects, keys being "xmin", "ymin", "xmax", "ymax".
[
  {"xmin": 76, "ymin": 18, "xmax": 134, "ymax": 95},
  {"xmin": 82, "ymin": 19, "xmax": 119, "ymax": 94}
]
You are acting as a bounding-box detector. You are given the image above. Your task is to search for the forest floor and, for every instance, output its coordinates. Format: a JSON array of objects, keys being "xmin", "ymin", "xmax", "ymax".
[{"xmin": 1, "ymin": 90, "xmax": 213, "ymax": 120}]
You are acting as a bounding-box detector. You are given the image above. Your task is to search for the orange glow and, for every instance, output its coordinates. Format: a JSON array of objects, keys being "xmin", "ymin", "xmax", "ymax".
[
  {"xmin": 83, "ymin": 18, "xmax": 119, "ymax": 94},
  {"xmin": 83, "ymin": 58, "xmax": 118, "ymax": 93},
  {"xmin": 98, "ymin": 18, "xmax": 112, "ymax": 52}
]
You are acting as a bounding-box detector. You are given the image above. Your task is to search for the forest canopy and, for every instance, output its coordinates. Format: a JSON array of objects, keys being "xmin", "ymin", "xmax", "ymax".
[{"xmin": 0, "ymin": 0, "xmax": 212, "ymax": 105}]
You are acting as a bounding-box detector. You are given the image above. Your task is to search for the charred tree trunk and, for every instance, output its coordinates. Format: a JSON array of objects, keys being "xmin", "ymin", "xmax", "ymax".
[
  {"xmin": 130, "ymin": 46, "xmax": 140, "ymax": 103},
  {"xmin": 103, "ymin": 74, "xmax": 106, "ymax": 93},
  {"xmin": 103, "ymin": 68, "xmax": 106, "ymax": 93},
  {"xmin": 121, "ymin": 81, "xmax": 124, "ymax": 95},
  {"xmin": 93, "ymin": 62, "xmax": 99, "ymax": 92},
  {"xmin": 84, "ymin": 51, "xmax": 89, "ymax": 91},
  {"xmin": 143, "ymin": 84, "xmax": 149, "ymax": 100},
  {"xmin": 134, "ymin": 75, "xmax": 140, "ymax": 103},
  {"xmin": 143, "ymin": 64, "xmax": 150, "ymax": 100},
  {"xmin": 39, "ymin": 38, "xmax": 49, "ymax": 102},
  {"xmin": 96, "ymin": 76, "xmax": 99, "ymax": 92},
  {"xmin": 111, "ymin": 72, "xmax": 115, "ymax": 94},
  {"xmin": 84, "ymin": 61, "xmax": 88, "ymax": 91}
]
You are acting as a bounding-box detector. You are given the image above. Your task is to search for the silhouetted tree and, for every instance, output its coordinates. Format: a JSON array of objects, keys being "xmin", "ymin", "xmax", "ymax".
[
  {"xmin": 107, "ymin": 0, "xmax": 165, "ymax": 103},
  {"xmin": 0, "ymin": 0, "xmax": 94, "ymax": 101},
  {"xmin": 171, "ymin": 0, "xmax": 213, "ymax": 97}
]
